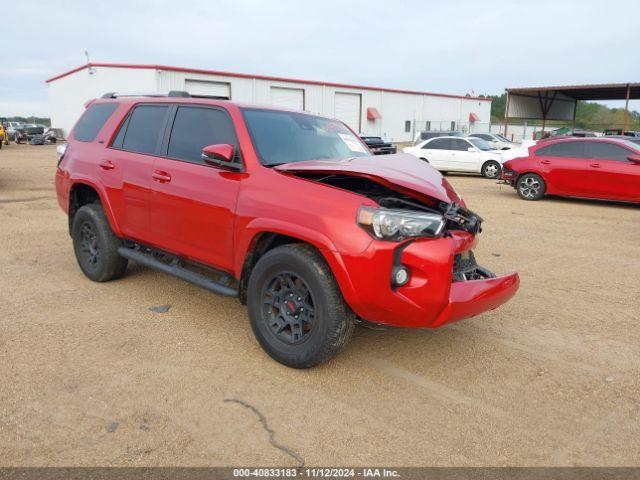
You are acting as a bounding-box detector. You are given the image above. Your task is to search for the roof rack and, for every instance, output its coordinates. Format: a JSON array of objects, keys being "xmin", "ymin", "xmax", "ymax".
[{"xmin": 101, "ymin": 91, "xmax": 229, "ymax": 100}]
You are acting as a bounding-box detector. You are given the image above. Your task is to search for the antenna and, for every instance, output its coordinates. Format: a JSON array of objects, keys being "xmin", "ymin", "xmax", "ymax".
[{"xmin": 85, "ymin": 51, "xmax": 95, "ymax": 75}]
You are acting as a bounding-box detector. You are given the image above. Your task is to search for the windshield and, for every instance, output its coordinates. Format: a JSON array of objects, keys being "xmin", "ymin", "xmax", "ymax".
[
  {"xmin": 242, "ymin": 108, "xmax": 370, "ymax": 166},
  {"xmin": 468, "ymin": 138, "xmax": 494, "ymax": 151}
]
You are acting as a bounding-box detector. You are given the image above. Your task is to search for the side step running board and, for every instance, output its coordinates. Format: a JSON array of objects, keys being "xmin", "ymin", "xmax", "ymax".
[{"xmin": 117, "ymin": 246, "xmax": 239, "ymax": 297}]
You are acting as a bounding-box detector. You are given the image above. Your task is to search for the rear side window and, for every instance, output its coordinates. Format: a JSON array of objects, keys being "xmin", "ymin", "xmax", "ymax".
[
  {"xmin": 167, "ymin": 106, "xmax": 237, "ymax": 164},
  {"xmin": 587, "ymin": 142, "xmax": 631, "ymax": 161},
  {"xmin": 118, "ymin": 105, "xmax": 169, "ymax": 155},
  {"xmin": 73, "ymin": 103, "xmax": 118, "ymax": 142},
  {"xmin": 426, "ymin": 138, "xmax": 450, "ymax": 150},
  {"xmin": 536, "ymin": 141, "xmax": 586, "ymax": 158}
]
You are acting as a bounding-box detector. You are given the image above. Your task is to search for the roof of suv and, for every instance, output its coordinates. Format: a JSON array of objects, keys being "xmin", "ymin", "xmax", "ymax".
[{"xmin": 89, "ymin": 94, "xmax": 325, "ymax": 117}]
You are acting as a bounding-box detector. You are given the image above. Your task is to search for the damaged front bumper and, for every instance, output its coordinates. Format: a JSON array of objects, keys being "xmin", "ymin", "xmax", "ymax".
[{"xmin": 330, "ymin": 231, "xmax": 519, "ymax": 328}]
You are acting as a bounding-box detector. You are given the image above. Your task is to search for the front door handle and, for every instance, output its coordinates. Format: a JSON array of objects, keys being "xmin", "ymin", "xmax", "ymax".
[
  {"xmin": 152, "ymin": 171, "xmax": 172, "ymax": 183},
  {"xmin": 540, "ymin": 160, "xmax": 551, "ymax": 165},
  {"xmin": 99, "ymin": 160, "xmax": 115, "ymax": 170},
  {"xmin": 590, "ymin": 163, "xmax": 601, "ymax": 168}
]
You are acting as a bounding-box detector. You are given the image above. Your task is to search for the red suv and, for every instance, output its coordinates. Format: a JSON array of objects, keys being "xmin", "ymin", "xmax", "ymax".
[
  {"xmin": 55, "ymin": 92, "xmax": 519, "ymax": 368},
  {"xmin": 501, "ymin": 137, "xmax": 640, "ymax": 202}
]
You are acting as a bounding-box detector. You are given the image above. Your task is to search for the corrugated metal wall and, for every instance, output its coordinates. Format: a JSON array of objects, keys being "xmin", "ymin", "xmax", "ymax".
[{"xmin": 48, "ymin": 66, "xmax": 493, "ymax": 141}]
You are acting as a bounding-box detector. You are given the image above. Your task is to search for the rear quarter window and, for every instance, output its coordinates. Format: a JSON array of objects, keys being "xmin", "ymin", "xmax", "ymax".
[{"xmin": 73, "ymin": 103, "xmax": 118, "ymax": 142}]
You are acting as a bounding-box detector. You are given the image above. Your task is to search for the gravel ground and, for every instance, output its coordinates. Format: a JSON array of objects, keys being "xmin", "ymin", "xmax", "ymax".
[{"xmin": 1, "ymin": 145, "xmax": 639, "ymax": 467}]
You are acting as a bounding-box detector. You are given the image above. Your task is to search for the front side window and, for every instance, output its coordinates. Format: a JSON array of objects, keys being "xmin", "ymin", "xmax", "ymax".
[
  {"xmin": 74, "ymin": 103, "xmax": 118, "ymax": 142},
  {"xmin": 118, "ymin": 105, "xmax": 169, "ymax": 155},
  {"xmin": 242, "ymin": 109, "xmax": 369, "ymax": 166},
  {"xmin": 536, "ymin": 141, "xmax": 586, "ymax": 158},
  {"xmin": 451, "ymin": 139, "xmax": 472, "ymax": 151},
  {"xmin": 587, "ymin": 142, "xmax": 632, "ymax": 162},
  {"xmin": 168, "ymin": 106, "xmax": 237, "ymax": 164}
]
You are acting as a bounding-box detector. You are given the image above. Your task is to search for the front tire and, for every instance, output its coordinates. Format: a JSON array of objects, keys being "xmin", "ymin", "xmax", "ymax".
[
  {"xmin": 247, "ymin": 244, "xmax": 355, "ymax": 368},
  {"xmin": 482, "ymin": 160, "xmax": 501, "ymax": 179},
  {"xmin": 517, "ymin": 173, "xmax": 546, "ymax": 201},
  {"xmin": 71, "ymin": 203, "xmax": 128, "ymax": 281}
]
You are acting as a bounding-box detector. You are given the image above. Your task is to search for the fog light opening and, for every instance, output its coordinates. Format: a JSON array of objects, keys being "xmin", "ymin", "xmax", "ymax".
[{"xmin": 392, "ymin": 266, "xmax": 410, "ymax": 287}]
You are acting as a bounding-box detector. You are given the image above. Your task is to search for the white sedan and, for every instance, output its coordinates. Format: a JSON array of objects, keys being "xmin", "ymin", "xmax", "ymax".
[{"xmin": 403, "ymin": 136, "xmax": 505, "ymax": 179}]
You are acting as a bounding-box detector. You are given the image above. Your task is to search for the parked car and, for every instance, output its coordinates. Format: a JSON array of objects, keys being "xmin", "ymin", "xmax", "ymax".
[
  {"xmin": 467, "ymin": 132, "xmax": 516, "ymax": 150},
  {"xmin": 15, "ymin": 123, "xmax": 45, "ymax": 142},
  {"xmin": 0, "ymin": 122, "xmax": 7, "ymax": 148},
  {"xmin": 360, "ymin": 136, "xmax": 397, "ymax": 155},
  {"xmin": 604, "ymin": 129, "xmax": 640, "ymax": 137},
  {"xmin": 413, "ymin": 130, "xmax": 463, "ymax": 145},
  {"xmin": 55, "ymin": 92, "xmax": 519, "ymax": 368},
  {"xmin": 5, "ymin": 121, "xmax": 23, "ymax": 141},
  {"xmin": 403, "ymin": 136, "xmax": 505, "ymax": 178},
  {"xmin": 501, "ymin": 137, "xmax": 640, "ymax": 203}
]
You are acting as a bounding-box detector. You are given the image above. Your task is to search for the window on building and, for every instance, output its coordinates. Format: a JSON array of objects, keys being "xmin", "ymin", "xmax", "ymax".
[
  {"xmin": 587, "ymin": 142, "xmax": 632, "ymax": 161},
  {"xmin": 118, "ymin": 105, "xmax": 169, "ymax": 155},
  {"xmin": 450, "ymin": 121, "xmax": 456, "ymax": 131},
  {"xmin": 74, "ymin": 103, "xmax": 118, "ymax": 142},
  {"xmin": 405, "ymin": 121, "xmax": 411, "ymax": 133},
  {"xmin": 167, "ymin": 106, "xmax": 238, "ymax": 164}
]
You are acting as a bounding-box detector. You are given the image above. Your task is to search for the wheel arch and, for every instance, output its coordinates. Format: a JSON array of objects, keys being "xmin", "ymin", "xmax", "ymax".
[
  {"xmin": 68, "ymin": 180, "xmax": 122, "ymax": 236},
  {"xmin": 235, "ymin": 222, "xmax": 357, "ymax": 308}
]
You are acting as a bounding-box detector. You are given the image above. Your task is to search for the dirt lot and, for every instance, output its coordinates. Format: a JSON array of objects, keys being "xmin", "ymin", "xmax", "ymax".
[{"xmin": 1, "ymin": 144, "xmax": 639, "ymax": 467}]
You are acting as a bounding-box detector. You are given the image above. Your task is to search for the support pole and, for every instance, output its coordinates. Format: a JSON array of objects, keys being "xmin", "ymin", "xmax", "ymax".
[
  {"xmin": 503, "ymin": 92, "xmax": 511, "ymax": 137},
  {"xmin": 572, "ymin": 100, "xmax": 577, "ymax": 131},
  {"xmin": 623, "ymin": 83, "xmax": 631, "ymax": 133}
]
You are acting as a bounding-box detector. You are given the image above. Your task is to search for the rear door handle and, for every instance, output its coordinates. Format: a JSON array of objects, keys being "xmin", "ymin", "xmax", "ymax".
[
  {"xmin": 99, "ymin": 160, "xmax": 115, "ymax": 170},
  {"xmin": 540, "ymin": 160, "xmax": 551, "ymax": 165},
  {"xmin": 590, "ymin": 163, "xmax": 601, "ymax": 168},
  {"xmin": 152, "ymin": 171, "xmax": 171, "ymax": 183}
]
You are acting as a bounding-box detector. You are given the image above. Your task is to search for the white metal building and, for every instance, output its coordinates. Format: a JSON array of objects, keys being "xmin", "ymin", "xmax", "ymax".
[{"xmin": 46, "ymin": 63, "xmax": 492, "ymax": 141}]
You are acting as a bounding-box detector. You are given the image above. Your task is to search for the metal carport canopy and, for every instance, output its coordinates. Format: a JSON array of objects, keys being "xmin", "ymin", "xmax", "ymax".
[{"xmin": 503, "ymin": 82, "xmax": 640, "ymax": 134}]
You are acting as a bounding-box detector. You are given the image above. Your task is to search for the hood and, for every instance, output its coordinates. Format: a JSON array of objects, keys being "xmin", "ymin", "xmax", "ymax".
[{"xmin": 274, "ymin": 153, "xmax": 462, "ymax": 204}]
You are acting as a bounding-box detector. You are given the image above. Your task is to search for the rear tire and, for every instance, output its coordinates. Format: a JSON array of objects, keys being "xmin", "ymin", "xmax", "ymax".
[
  {"xmin": 71, "ymin": 203, "xmax": 128, "ymax": 281},
  {"xmin": 481, "ymin": 160, "xmax": 501, "ymax": 179},
  {"xmin": 247, "ymin": 244, "xmax": 355, "ymax": 368},
  {"xmin": 517, "ymin": 173, "xmax": 546, "ymax": 201}
]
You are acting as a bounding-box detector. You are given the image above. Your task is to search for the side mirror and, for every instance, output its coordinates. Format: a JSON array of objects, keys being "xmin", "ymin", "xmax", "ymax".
[
  {"xmin": 201, "ymin": 144, "xmax": 242, "ymax": 171},
  {"xmin": 628, "ymin": 154, "xmax": 640, "ymax": 164},
  {"xmin": 467, "ymin": 147, "xmax": 475, "ymax": 152}
]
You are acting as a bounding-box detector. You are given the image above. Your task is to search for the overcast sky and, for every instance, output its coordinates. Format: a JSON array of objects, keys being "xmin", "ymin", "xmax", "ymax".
[{"xmin": 3, "ymin": 0, "xmax": 639, "ymax": 117}]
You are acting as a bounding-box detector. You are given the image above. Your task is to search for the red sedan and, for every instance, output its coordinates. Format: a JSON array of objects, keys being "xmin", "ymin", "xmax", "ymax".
[{"xmin": 501, "ymin": 137, "xmax": 640, "ymax": 203}]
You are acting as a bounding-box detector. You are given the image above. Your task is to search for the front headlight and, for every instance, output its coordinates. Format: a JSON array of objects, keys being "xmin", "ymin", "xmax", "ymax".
[
  {"xmin": 357, "ymin": 206, "xmax": 445, "ymax": 241},
  {"xmin": 56, "ymin": 143, "xmax": 68, "ymax": 166}
]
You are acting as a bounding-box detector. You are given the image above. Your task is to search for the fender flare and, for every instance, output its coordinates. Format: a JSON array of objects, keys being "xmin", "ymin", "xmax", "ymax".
[
  {"xmin": 234, "ymin": 218, "xmax": 360, "ymax": 308},
  {"xmin": 68, "ymin": 178, "xmax": 123, "ymax": 236}
]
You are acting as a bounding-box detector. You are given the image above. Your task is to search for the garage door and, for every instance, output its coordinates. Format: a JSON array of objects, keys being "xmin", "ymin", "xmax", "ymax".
[
  {"xmin": 185, "ymin": 79, "xmax": 231, "ymax": 99},
  {"xmin": 334, "ymin": 92, "xmax": 361, "ymax": 133},
  {"xmin": 270, "ymin": 87, "xmax": 305, "ymax": 110}
]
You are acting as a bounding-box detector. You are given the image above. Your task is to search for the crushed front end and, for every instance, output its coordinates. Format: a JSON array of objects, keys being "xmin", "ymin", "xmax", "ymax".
[{"xmin": 280, "ymin": 166, "xmax": 519, "ymax": 328}]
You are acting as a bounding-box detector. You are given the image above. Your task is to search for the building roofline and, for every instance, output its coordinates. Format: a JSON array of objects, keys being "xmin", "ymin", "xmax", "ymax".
[{"xmin": 45, "ymin": 63, "xmax": 492, "ymax": 102}]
